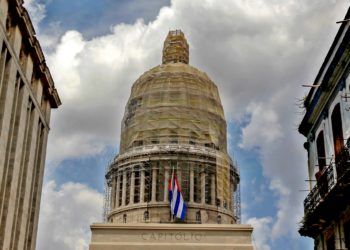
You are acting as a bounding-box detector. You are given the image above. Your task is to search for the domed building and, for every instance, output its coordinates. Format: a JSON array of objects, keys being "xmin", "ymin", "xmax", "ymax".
[{"xmin": 90, "ymin": 30, "xmax": 253, "ymax": 250}]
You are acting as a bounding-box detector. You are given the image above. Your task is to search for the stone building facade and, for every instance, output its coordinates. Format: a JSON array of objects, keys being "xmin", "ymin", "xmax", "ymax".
[
  {"xmin": 90, "ymin": 30, "xmax": 253, "ymax": 249},
  {"xmin": 299, "ymin": 7, "xmax": 350, "ymax": 250},
  {"xmin": 0, "ymin": 0, "xmax": 61, "ymax": 249}
]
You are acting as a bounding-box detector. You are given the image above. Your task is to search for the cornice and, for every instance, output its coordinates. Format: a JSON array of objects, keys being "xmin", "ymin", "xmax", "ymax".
[
  {"xmin": 90, "ymin": 223, "xmax": 253, "ymax": 232},
  {"xmin": 8, "ymin": 0, "xmax": 61, "ymax": 108}
]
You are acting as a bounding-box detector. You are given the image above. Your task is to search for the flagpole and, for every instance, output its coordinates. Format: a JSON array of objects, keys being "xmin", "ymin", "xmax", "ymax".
[{"xmin": 171, "ymin": 163, "xmax": 175, "ymax": 222}]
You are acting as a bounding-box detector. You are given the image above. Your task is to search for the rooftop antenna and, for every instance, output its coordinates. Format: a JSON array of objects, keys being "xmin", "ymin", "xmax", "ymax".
[
  {"xmin": 336, "ymin": 18, "xmax": 350, "ymax": 24},
  {"xmin": 301, "ymin": 83, "xmax": 321, "ymax": 88}
]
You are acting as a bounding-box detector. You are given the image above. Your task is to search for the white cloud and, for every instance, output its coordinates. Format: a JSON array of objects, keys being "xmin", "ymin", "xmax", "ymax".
[
  {"xmin": 42, "ymin": 0, "xmax": 348, "ymax": 166},
  {"xmin": 25, "ymin": 0, "xmax": 349, "ymax": 248},
  {"xmin": 36, "ymin": 181, "xmax": 103, "ymax": 250},
  {"xmin": 49, "ymin": 31, "xmax": 85, "ymax": 100},
  {"xmin": 240, "ymin": 102, "xmax": 283, "ymax": 149},
  {"xmin": 240, "ymin": 86, "xmax": 309, "ymax": 239},
  {"xmin": 247, "ymin": 217, "xmax": 273, "ymax": 250}
]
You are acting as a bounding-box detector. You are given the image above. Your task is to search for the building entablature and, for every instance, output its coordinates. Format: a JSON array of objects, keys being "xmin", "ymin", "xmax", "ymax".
[
  {"xmin": 300, "ymin": 34, "xmax": 350, "ymax": 137},
  {"xmin": 300, "ymin": 8, "xmax": 350, "ymax": 137},
  {"xmin": 0, "ymin": 0, "xmax": 61, "ymax": 109},
  {"xmin": 107, "ymin": 144, "xmax": 238, "ymax": 182}
]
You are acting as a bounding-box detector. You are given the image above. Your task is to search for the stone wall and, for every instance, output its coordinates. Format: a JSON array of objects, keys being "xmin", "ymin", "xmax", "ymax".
[{"xmin": 0, "ymin": 1, "xmax": 60, "ymax": 249}]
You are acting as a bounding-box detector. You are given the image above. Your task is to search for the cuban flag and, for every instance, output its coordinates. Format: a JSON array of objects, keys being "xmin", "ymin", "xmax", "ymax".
[{"xmin": 169, "ymin": 171, "xmax": 187, "ymax": 220}]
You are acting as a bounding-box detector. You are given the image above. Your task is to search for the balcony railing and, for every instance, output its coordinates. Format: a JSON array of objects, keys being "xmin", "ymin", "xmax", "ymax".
[{"xmin": 303, "ymin": 141, "xmax": 350, "ymax": 215}]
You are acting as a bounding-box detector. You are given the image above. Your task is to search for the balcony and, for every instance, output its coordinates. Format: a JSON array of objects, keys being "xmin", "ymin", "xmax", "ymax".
[{"xmin": 300, "ymin": 141, "xmax": 350, "ymax": 237}]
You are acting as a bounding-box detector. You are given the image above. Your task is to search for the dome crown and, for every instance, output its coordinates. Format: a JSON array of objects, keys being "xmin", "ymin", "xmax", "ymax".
[{"xmin": 162, "ymin": 30, "xmax": 189, "ymax": 64}]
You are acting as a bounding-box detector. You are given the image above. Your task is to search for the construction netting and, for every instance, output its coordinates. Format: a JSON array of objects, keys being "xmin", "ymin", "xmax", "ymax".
[
  {"xmin": 106, "ymin": 30, "xmax": 239, "ymax": 223},
  {"xmin": 120, "ymin": 63, "xmax": 227, "ymax": 154},
  {"xmin": 116, "ymin": 61, "xmax": 236, "ymax": 212}
]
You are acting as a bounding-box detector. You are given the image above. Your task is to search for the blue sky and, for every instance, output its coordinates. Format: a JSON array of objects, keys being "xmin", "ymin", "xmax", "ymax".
[
  {"xmin": 23, "ymin": 0, "xmax": 349, "ymax": 249},
  {"xmin": 36, "ymin": 0, "xmax": 170, "ymax": 38}
]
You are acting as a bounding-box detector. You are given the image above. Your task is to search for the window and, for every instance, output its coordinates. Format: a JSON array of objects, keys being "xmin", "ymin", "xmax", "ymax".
[
  {"xmin": 123, "ymin": 214, "xmax": 127, "ymax": 223},
  {"xmin": 118, "ymin": 174, "xmax": 123, "ymax": 207},
  {"xmin": 189, "ymin": 132, "xmax": 197, "ymax": 146},
  {"xmin": 133, "ymin": 140, "xmax": 143, "ymax": 147},
  {"xmin": 217, "ymin": 215, "xmax": 222, "ymax": 224},
  {"xmin": 144, "ymin": 211, "xmax": 149, "ymax": 221},
  {"xmin": 331, "ymin": 103, "xmax": 344, "ymax": 162},
  {"xmin": 170, "ymin": 138, "xmax": 178, "ymax": 144},
  {"xmin": 5, "ymin": 16, "xmax": 11, "ymax": 37},
  {"xmin": 344, "ymin": 220, "xmax": 350, "ymax": 250},
  {"xmin": 193, "ymin": 166, "xmax": 201, "ymax": 203},
  {"xmin": 204, "ymin": 142, "xmax": 216, "ymax": 149},
  {"xmin": 156, "ymin": 167, "xmax": 164, "ymax": 202},
  {"xmin": 326, "ymin": 233, "xmax": 335, "ymax": 250},
  {"xmin": 144, "ymin": 165, "xmax": 151, "ymax": 202},
  {"xmin": 189, "ymin": 139, "xmax": 196, "ymax": 145},
  {"xmin": 125, "ymin": 170, "xmax": 131, "ymax": 205},
  {"xmin": 205, "ymin": 173, "xmax": 212, "ymax": 204},
  {"xmin": 196, "ymin": 211, "xmax": 201, "ymax": 223},
  {"xmin": 180, "ymin": 163, "xmax": 190, "ymax": 202},
  {"xmin": 134, "ymin": 169, "xmax": 140, "ymax": 203},
  {"xmin": 151, "ymin": 139, "xmax": 159, "ymax": 144},
  {"xmin": 316, "ymin": 131, "xmax": 326, "ymax": 171}
]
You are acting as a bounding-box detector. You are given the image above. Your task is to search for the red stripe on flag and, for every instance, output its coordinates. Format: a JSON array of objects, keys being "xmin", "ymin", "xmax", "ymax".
[{"xmin": 174, "ymin": 174, "xmax": 182, "ymax": 192}]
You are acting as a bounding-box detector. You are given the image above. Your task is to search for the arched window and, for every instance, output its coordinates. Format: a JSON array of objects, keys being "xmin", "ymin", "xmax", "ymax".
[
  {"xmin": 316, "ymin": 131, "xmax": 326, "ymax": 171},
  {"xmin": 331, "ymin": 103, "xmax": 344, "ymax": 162},
  {"xmin": 316, "ymin": 131, "xmax": 328, "ymax": 197}
]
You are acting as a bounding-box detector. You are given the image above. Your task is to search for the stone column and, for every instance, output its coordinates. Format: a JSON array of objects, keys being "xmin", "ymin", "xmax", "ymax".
[
  {"xmin": 140, "ymin": 170, "xmax": 145, "ymax": 203},
  {"xmin": 334, "ymin": 221, "xmax": 345, "ymax": 250},
  {"xmin": 190, "ymin": 165, "xmax": 194, "ymax": 203},
  {"xmin": 111, "ymin": 177, "xmax": 116, "ymax": 208},
  {"xmin": 201, "ymin": 171, "xmax": 206, "ymax": 204},
  {"xmin": 116, "ymin": 174, "xmax": 121, "ymax": 208},
  {"xmin": 130, "ymin": 171, "xmax": 135, "ymax": 205},
  {"xmin": 151, "ymin": 168, "xmax": 157, "ymax": 202},
  {"xmin": 122, "ymin": 171, "xmax": 127, "ymax": 206},
  {"xmin": 177, "ymin": 167, "xmax": 182, "ymax": 186},
  {"xmin": 211, "ymin": 174, "xmax": 216, "ymax": 206},
  {"xmin": 164, "ymin": 167, "xmax": 169, "ymax": 202}
]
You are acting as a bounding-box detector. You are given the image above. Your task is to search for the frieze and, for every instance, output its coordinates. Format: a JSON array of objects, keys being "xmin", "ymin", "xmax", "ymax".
[{"xmin": 141, "ymin": 232, "xmax": 205, "ymax": 241}]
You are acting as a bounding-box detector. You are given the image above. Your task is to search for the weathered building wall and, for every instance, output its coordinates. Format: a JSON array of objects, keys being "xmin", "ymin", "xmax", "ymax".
[
  {"xmin": 0, "ymin": 1, "xmax": 61, "ymax": 249},
  {"xmin": 307, "ymin": 75, "xmax": 350, "ymax": 185},
  {"xmin": 298, "ymin": 8, "xmax": 350, "ymax": 250}
]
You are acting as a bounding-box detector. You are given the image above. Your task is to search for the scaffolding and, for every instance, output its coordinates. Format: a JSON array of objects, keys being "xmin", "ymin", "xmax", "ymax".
[
  {"xmin": 103, "ymin": 162, "xmax": 112, "ymax": 222},
  {"xmin": 103, "ymin": 30, "xmax": 240, "ymax": 225},
  {"xmin": 234, "ymin": 161, "xmax": 241, "ymax": 224}
]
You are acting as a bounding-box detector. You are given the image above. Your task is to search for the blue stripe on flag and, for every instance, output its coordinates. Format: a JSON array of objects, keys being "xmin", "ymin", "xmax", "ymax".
[
  {"xmin": 174, "ymin": 191, "xmax": 181, "ymax": 215},
  {"xmin": 180, "ymin": 202, "xmax": 186, "ymax": 220}
]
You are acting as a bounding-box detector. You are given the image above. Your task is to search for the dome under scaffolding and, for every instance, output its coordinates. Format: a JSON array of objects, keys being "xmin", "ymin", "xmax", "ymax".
[{"xmin": 104, "ymin": 30, "xmax": 240, "ymax": 225}]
